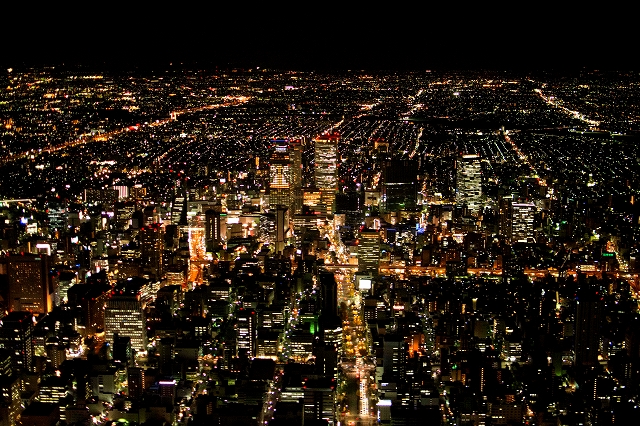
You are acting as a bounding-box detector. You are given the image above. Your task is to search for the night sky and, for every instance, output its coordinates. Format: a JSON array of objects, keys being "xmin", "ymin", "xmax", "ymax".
[{"xmin": 2, "ymin": 5, "xmax": 637, "ymax": 71}]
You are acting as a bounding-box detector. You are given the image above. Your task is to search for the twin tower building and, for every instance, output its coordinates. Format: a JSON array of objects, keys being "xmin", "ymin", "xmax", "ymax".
[{"xmin": 268, "ymin": 132, "xmax": 338, "ymax": 216}]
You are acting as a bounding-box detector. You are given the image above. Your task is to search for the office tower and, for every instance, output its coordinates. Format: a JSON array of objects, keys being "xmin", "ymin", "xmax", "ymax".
[
  {"xmin": 259, "ymin": 212, "xmax": 277, "ymax": 247},
  {"xmin": 314, "ymin": 131, "xmax": 339, "ymax": 213},
  {"xmin": 140, "ymin": 223, "xmax": 164, "ymax": 279},
  {"xmin": 114, "ymin": 201, "xmax": 136, "ymax": 230},
  {"xmin": 0, "ymin": 311, "xmax": 34, "ymax": 373},
  {"xmin": 575, "ymin": 281, "xmax": 603, "ymax": 367},
  {"xmin": 383, "ymin": 334, "xmax": 407, "ymax": 381},
  {"xmin": 171, "ymin": 196, "xmax": 186, "ymax": 226},
  {"xmin": 359, "ymin": 229, "xmax": 381, "ymax": 274},
  {"xmin": 290, "ymin": 138, "xmax": 304, "ymax": 214},
  {"xmin": 456, "ymin": 154, "xmax": 483, "ymax": 215},
  {"xmin": 293, "ymin": 207, "xmax": 319, "ymax": 247},
  {"xmin": 112, "ymin": 334, "xmax": 133, "ymax": 366},
  {"xmin": 127, "ymin": 367, "xmax": 146, "ymax": 399},
  {"xmin": 303, "ymin": 377, "xmax": 336, "ymax": 424},
  {"xmin": 7, "ymin": 253, "xmax": 52, "ymax": 314},
  {"xmin": 67, "ymin": 283, "xmax": 110, "ymax": 337},
  {"xmin": 0, "ymin": 370, "xmax": 21, "ymax": 426},
  {"xmin": 382, "ymin": 159, "xmax": 418, "ymax": 211},
  {"xmin": 302, "ymin": 188, "xmax": 325, "ymax": 215},
  {"xmin": 319, "ymin": 272, "xmax": 340, "ymax": 330},
  {"xmin": 335, "ymin": 190, "xmax": 364, "ymax": 235},
  {"xmin": 269, "ymin": 140, "xmax": 292, "ymax": 211},
  {"xmin": 204, "ymin": 209, "xmax": 222, "ymax": 251},
  {"xmin": 37, "ymin": 376, "xmax": 68, "ymax": 418},
  {"xmin": 275, "ymin": 205, "xmax": 289, "ymax": 255},
  {"xmin": 104, "ymin": 291, "xmax": 147, "ymax": 353},
  {"xmin": 236, "ymin": 309, "xmax": 256, "ymax": 358},
  {"xmin": 314, "ymin": 343, "xmax": 338, "ymax": 381},
  {"xmin": 510, "ymin": 202, "xmax": 536, "ymax": 243}
]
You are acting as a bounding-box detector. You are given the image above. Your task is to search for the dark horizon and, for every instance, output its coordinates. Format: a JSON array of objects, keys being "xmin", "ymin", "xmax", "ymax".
[{"xmin": 2, "ymin": 5, "xmax": 637, "ymax": 73}]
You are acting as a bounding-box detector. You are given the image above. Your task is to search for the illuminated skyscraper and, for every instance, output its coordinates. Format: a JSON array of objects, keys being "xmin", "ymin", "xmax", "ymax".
[
  {"xmin": 314, "ymin": 132, "xmax": 339, "ymax": 213},
  {"xmin": 290, "ymin": 138, "xmax": 304, "ymax": 214},
  {"xmin": 269, "ymin": 141, "xmax": 292, "ymax": 211},
  {"xmin": 6, "ymin": 254, "xmax": 52, "ymax": 314},
  {"xmin": 0, "ymin": 368, "xmax": 21, "ymax": 426},
  {"xmin": 0, "ymin": 311, "xmax": 34, "ymax": 373},
  {"xmin": 510, "ymin": 202, "xmax": 536, "ymax": 243},
  {"xmin": 205, "ymin": 209, "xmax": 222, "ymax": 251},
  {"xmin": 358, "ymin": 229, "xmax": 381, "ymax": 274},
  {"xmin": 456, "ymin": 154, "xmax": 483, "ymax": 215},
  {"xmin": 236, "ymin": 309, "xmax": 256, "ymax": 358},
  {"xmin": 104, "ymin": 290, "xmax": 147, "ymax": 353},
  {"xmin": 140, "ymin": 223, "xmax": 164, "ymax": 279},
  {"xmin": 171, "ymin": 197, "xmax": 186, "ymax": 226},
  {"xmin": 275, "ymin": 205, "xmax": 289, "ymax": 255}
]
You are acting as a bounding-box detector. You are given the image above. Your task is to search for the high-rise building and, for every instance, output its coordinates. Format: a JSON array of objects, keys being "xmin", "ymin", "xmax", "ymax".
[
  {"xmin": 456, "ymin": 154, "xmax": 483, "ymax": 215},
  {"xmin": 359, "ymin": 229, "xmax": 381, "ymax": 274},
  {"xmin": 382, "ymin": 159, "xmax": 418, "ymax": 211},
  {"xmin": 127, "ymin": 367, "xmax": 146, "ymax": 399},
  {"xmin": 0, "ymin": 370, "xmax": 21, "ymax": 426},
  {"xmin": 314, "ymin": 132, "xmax": 339, "ymax": 213},
  {"xmin": 269, "ymin": 141, "xmax": 292, "ymax": 211},
  {"xmin": 383, "ymin": 334, "xmax": 407, "ymax": 381},
  {"xmin": 6, "ymin": 254, "xmax": 52, "ymax": 314},
  {"xmin": 66, "ymin": 283, "xmax": 110, "ymax": 337},
  {"xmin": 510, "ymin": 202, "xmax": 536, "ymax": 243},
  {"xmin": 204, "ymin": 209, "xmax": 222, "ymax": 251},
  {"xmin": 303, "ymin": 377, "xmax": 336, "ymax": 424},
  {"xmin": 575, "ymin": 282, "xmax": 603, "ymax": 367},
  {"xmin": 290, "ymin": 138, "xmax": 304, "ymax": 214},
  {"xmin": 0, "ymin": 311, "xmax": 34, "ymax": 373},
  {"xmin": 335, "ymin": 191, "xmax": 364, "ymax": 235},
  {"xmin": 319, "ymin": 272, "xmax": 340, "ymax": 330},
  {"xmin": 275, "ymin": 205, "xmax": 289, "ymax": 255},
  {"xmin": 139, "ymin": 223, "xmax": 164, "ymax": 279},
  {"xmin": 171, "ymin": 197, "xmax": 186, "ymax": 226},
  {"xmin": 236, "ymin": 309, "xmax": 256, "ymax": 358},
  {"xmin": 104, "ymin": 290, "xmax": 147, "ymax": 353}
]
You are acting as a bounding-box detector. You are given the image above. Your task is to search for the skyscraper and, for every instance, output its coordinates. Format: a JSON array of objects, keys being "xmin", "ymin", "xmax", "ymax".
[
  {"xmin": 0, "ymin": 311, "xmax": 34, "ymax": 373},
  {"xmin": 204, "ymin": 209, "xmax": 222, "ymax": 251},
  {"xmin": 319, "ymin": 272, "xmax": 340, "ymax": 330},
  {"xmin": 382, "ymin": 159, "xmax": 418, "ymax": 211},
  {"xmin": 236, "ymin": 309, "xmax": 256, "ymax": 358},
  {"xmin": 269, "ymin": 141, "xmax": 292, "ymax": 211},
  {"xmin": 6, "ymin": 254, "xmax": 52, "ymax": 314},
  {"xmin": 510, "ymin": 202, "xmax": 536, "ymax": 243},
  {"xmin": 359, "ymin": 228, "xmax": 381, "ymax": 275},
  {"xmin": 275, "ymin": 205, "xmax": 289, "ymax": 255},
  {"xmin": 289, "ymin": 138, "xmax": 304, "ymax": 214},
  {"xmin": 314, "ymin": 131, "xmax": 339, "ymax": 213},
  {"xmin": 575, "ymin": 281, "xmax": 603, "ymax": 367},
  {"xmin": 139, "ymin": 223, "xmax": 164, "ymax": 279},
  {"xmin": 456, "ymin": 154, "xmax": 483, "ymax": 215},
  {"xmin": 104, "ymin": 289, "xmax": 147, "ymax": 353}
]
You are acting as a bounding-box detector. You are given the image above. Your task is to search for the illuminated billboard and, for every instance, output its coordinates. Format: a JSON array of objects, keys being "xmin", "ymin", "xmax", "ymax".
[{"xmin": 356, "ymin": 274, "xmax": 373, "ymax": 291}]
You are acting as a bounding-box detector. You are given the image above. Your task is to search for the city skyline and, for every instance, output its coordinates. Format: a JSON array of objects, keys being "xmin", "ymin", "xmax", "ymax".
[{"xmin": 1, "ymin": 46, "xmax": 640, "ymax": 424}]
